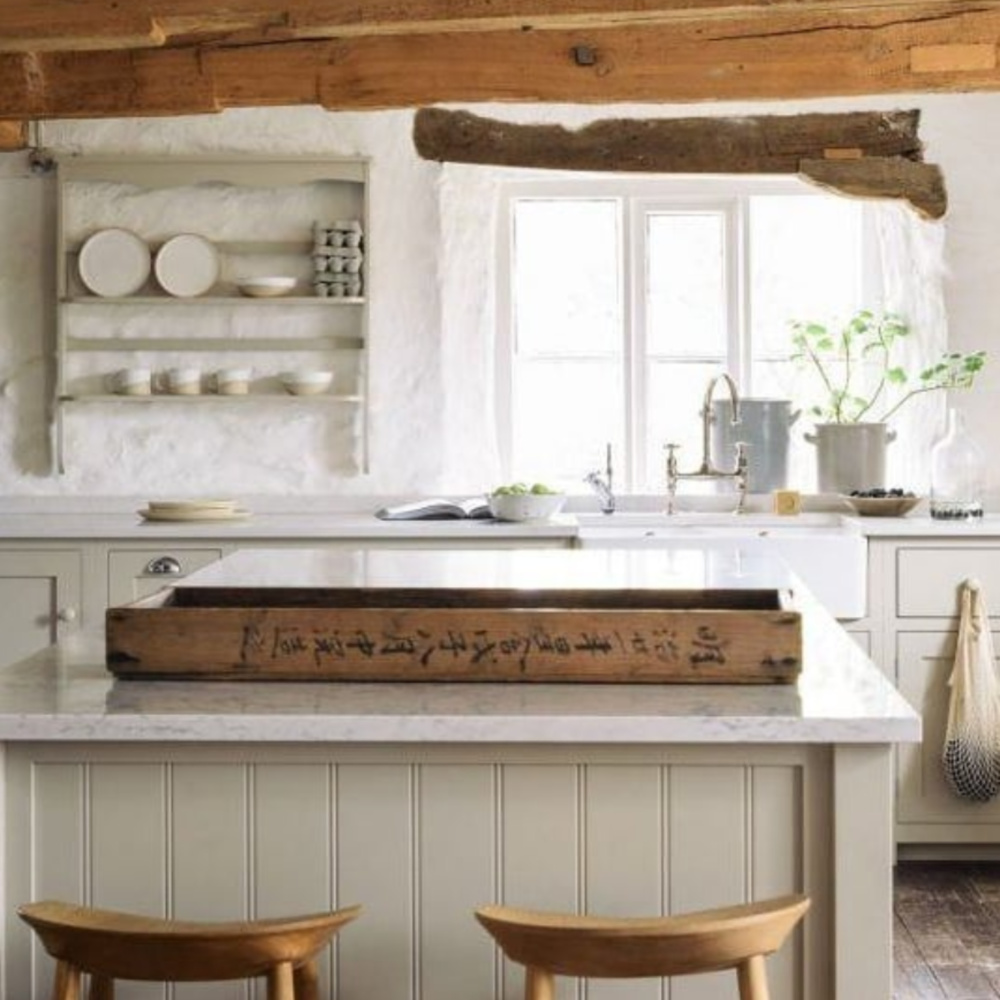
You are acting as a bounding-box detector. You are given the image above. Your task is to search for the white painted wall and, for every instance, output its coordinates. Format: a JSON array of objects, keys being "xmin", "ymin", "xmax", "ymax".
[{"xmin": 0, "ymin": 94, "xmax": 998, "ymax": 500}]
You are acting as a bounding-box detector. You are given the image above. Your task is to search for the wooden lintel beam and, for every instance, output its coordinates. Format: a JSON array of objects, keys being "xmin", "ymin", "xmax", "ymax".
[
  {"xmin": 0, "ymin": 49, "xmax": 219, "ymax": 119},
  {"xmin": 412, "ymin": 108, "xmax": 924, "ymax": 173},
  {"xmin": 0, "ymin": 120, "xmax": 27, "ymax": 150},
  {"xmin": 1, "ymin": 0, "xmax": 997, "ymax": 53},
  {"xmin": 799, "ymin": 157, "xmax": 947, "ymax": 219},
  {"xmin": 4, "ymin": 6, "xmax": 1000, "ymax": 117}
]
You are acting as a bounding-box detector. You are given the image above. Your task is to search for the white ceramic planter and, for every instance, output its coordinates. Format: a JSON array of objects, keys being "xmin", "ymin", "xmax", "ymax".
[{"xmin": 805, "ymin": 422, "xmax": 896, "ymax": 493}]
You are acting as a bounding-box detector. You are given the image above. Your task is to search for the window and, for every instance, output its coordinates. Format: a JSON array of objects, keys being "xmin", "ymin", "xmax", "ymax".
[{"xmin": 498, "ymin": 178, "xmax": 881, "ymax": 493}]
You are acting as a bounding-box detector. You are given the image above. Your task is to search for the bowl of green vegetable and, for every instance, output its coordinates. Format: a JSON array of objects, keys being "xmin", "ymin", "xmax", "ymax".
[{"xmin": 488, "ymin": 482, "xmax": 566, "ymax": 522}]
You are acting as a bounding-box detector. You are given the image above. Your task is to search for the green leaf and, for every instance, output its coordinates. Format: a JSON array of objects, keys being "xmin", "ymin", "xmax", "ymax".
[{"xmin": 886, "ymin": 367, "xmax": 907, "ymax": 384}]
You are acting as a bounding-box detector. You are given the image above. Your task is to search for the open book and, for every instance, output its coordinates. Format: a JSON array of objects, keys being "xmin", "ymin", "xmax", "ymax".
[{"xmin": 375, "ymin": 496, "xmax": 491, "ymax": 520}]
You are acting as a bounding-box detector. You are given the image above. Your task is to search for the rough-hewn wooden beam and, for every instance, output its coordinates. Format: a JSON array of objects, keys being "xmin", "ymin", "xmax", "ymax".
[
  {"xmin": 0, "ymin": 0, "xmax": 993, "ymax": 52},
  {"xmin": 4, "ymin": 5, "xmax": 1000, "ymax": 117},
  {"xmin": 413, "ymin": 107, "xmax": 944, "ymax": 216},
  {"xmin": 0, "ymin": 120, "xmax": 27, "ymax": 150},
  {"xmin": 0, "ymin": 49, "xmax": 218, "ymax": 118},
  {"xmin": 800, "ymin": 157, "xmax": 947, "ymax": 219},
  {"xmin": 413, "ymin": 108, "xmax": 924, "ymax": 172}
]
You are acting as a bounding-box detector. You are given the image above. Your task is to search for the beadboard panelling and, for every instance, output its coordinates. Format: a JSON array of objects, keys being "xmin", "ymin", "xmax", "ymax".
[
  {"xmin": 418, "ymin": 765, "xmax": 495, "ymax": 1000},
  {"xmin": 499, "ymin": 765, "xmax": 579, "ymax": 1000},
  {"xmin": 12, "ymin": 750, "xmax": 808, "ymax": 1000},
  {"xmin": 751, "ymin": 767, "xmax": 803, "ymax": 1000},
  {"xmin": 30, "ymin": 764, "xmax": 86, "ymax": 1000},
  {"xmin": 336, "ymin": 765, "xmax": 413, "ymax": 1000},
  {"xmin": 584, "ymin": 766, "xmax": 663, "ymax": 1000},
  {"xmin": 90, "ymin": 763, "xmax": 167, "ymax": 1000},
  {"xmin": 669, "ymin": 767, "xmax": 748, "ymax": 1000},
  {"xmin": 173, "ymin": 765, "xmax": 249, "ymax": 1000}
]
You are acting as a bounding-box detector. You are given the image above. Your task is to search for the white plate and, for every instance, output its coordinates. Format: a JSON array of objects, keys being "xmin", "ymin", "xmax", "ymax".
[
  {"xmin": 78, "ymin": 228, "xmax": 151, "ymax": 298},
  {"xmin": 155, "ymin": 234, "xmax": 220, "ymax": 297},
  {"xmin": 238, "ymin": 277, "xmax": 296, "ymax": 298},
  {"xmin": 147, "ymin": 499, "xmax": 237, "ymax": 511},
  {"xmin": 139, "ymin": 507, "xmax": 251, "ymax": 523}
]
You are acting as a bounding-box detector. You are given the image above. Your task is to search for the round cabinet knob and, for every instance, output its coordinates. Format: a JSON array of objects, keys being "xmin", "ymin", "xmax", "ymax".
[
  {"xmin": 57, "ymin": 607, "xmax": 78, "ymax": 623},
  {"xmin": 144, "ymin": 555, "xmax": 183, "ymax": 575}
]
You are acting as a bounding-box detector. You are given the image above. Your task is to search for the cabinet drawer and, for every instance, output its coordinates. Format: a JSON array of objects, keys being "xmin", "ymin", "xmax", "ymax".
[
  {"xmin": 108, "ymin": 548, "xmax": 222, "ymax": 607},
  {"xmin": 896, "ymin": 547, "xmax": 1000, "ymax": 618}
]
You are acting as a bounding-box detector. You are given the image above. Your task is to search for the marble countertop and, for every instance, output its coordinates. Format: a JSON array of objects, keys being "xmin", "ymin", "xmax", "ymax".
[
  {"xmin": 0, "ymin": 497, "xmax": 997, "ymax": 540},
  {"xmin": 0, "ymin": 546, "xmax": 920, "ymax": 745}
]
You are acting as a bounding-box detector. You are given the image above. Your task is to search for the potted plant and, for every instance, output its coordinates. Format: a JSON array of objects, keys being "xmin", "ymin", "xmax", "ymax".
[{"xmin": 790, "ymin": 310, "xmax": 985, "ymax": 492}]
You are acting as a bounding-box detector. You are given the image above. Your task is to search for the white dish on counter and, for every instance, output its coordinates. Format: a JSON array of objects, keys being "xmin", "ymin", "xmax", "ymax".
[
  {"xmin": 155, "ymin": 234, "xmax": 219, "ymax": 297},
  {"xmin": 78, "ymin": 228, "xmax": 151, "ymax": 298},
  {"xmin": 238, "ymin": 277, "xmax": 296, "ymax": 298},
  {"xmin": 281, "ymin": 370, "xmax": 333, "ymax": 395},
  {"xmin": 139, "ymin": 506, "xmax": 251, "ymax": 523}
]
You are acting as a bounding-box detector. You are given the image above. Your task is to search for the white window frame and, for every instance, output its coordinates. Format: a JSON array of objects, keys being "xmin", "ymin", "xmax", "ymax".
[{"xmin": 497, "ymin": 175, "xmax": 882, "ymax": 492}]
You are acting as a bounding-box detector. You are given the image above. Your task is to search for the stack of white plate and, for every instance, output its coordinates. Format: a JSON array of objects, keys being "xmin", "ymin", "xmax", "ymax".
[{"xmin": 138, "ymin": 499, "xmax": 251, "ymax": 522}]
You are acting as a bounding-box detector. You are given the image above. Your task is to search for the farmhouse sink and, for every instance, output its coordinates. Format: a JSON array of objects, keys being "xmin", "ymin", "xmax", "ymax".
[{"xmin": 573, "ymin": 511, "xmax": 866, "ymax": 619}]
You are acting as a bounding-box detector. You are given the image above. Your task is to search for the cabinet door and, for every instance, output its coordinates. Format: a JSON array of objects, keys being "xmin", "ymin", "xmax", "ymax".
[
  {"xmin": 896, "ymin": 630, "xmax": 1000, "ymax": 825},
  {"xmin": 0, "ymin": 550, "xmax": 82, "ymax": 669},
  {"xmin": 108, "ymin": 548, "xmax": 223, "ymax": 607}
]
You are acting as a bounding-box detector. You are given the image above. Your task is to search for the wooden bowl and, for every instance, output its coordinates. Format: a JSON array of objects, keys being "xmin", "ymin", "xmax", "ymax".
[{"xmin": 841, "ymin": 495, "xmax": 921, "ymax": 517}]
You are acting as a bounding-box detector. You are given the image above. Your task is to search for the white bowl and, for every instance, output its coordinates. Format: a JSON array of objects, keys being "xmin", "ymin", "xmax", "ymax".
[
  {"xmin": 281, "ymin": 370, "xmax": 334, "ymax": 395},
  {"xmin": 488, "ymin": 493, "xmax": 566, "ymax": 522},
  {"xmin": 238, "ymin": 277, "xmax": 296, "ymax": 298}
]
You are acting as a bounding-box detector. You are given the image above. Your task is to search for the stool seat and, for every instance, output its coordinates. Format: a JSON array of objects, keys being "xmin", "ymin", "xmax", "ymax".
[
  {"xmin": 476, "ymin": 895, "xmax": 809, "ymax": 1000},
  {"xmin": 19, "ymin": 900, "xmax": 361, "ymax": 1000}
]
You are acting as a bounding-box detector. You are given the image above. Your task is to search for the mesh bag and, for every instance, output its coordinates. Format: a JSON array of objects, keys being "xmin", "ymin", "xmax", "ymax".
[{"xmin": 942, "ymin": 579, "xmax": 1000, "ymax": 802}]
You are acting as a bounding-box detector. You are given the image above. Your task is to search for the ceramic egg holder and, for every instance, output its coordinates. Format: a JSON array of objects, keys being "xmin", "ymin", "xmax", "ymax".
[{"xmin": 312, "ymin": 221, "xmax": 364, "ymax": 298}]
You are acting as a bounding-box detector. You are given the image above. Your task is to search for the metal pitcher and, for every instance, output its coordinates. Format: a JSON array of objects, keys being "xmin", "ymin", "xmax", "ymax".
[{"xmin": 711, "ymin": 398, "xmax": 800, "ymax": 494}]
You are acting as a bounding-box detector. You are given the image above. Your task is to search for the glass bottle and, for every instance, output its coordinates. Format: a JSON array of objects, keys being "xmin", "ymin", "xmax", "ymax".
[{"xmin": 930, "ymin": 408, "xmax": 985, "ymax": 520}]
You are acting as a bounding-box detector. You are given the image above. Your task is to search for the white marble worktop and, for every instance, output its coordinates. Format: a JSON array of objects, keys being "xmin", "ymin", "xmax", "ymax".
[
  {"xmin": 0, "ymin": 495, "xmax": 997, "ymax": 540},
  {"xmin": 0, "ymin": 546, "xmax": 919, "ymax": 745}
]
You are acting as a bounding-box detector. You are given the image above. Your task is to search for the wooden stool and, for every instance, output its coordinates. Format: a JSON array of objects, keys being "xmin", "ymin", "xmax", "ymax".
[
  {"xmin": 18, "ymin": 900, "xmax": 361, "ymax": 1000},
  {"xmin": 475, "ymin": 894, "xmax": 809, "ymax": 1000}
]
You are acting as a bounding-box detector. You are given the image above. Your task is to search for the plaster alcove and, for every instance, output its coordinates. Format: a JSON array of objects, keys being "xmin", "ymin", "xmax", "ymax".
[{"xmin": 0, "ymin": 91, "xmax": 997, "ymax": 500}]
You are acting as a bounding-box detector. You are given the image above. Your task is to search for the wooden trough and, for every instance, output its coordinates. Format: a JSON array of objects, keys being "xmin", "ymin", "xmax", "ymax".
[{"xmin": 106, "ymin": 582, "xmax": 802, "ymax": 684}]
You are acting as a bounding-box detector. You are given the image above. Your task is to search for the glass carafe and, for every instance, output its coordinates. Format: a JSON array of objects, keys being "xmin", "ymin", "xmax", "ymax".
[{"xmin": 930, "ymin": 408, "xmax": 985, "ymax": 520}]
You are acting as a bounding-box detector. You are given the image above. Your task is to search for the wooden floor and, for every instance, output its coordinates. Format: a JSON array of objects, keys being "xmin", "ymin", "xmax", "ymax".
[{"xmin": 895, "ymin": 862, "xmax": 1000, "ymax": 998}]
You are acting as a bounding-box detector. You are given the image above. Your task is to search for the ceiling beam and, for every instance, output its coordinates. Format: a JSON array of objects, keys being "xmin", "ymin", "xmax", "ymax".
[
  {"xmin": 413, "ymin": 106, "xmax": 945, "ymax": 218},
  {"xmin": 2, "ymin": 0, "xmax": 997, "ymax": 53},
  {"xmin": 413, "ymin": 107, "xmax": 925, "ymax": 172},
  {"xmin": 3, "ymin": 4, "xmax": 1000, "ymax": 117}
]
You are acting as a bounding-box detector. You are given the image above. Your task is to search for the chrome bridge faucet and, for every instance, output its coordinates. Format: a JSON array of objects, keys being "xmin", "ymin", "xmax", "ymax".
[
  {"xmin": 584, "ymin": 443, "xmax": 616, "ymax": 515},
  {"xmin": 665, "ymin": 372, "xmax": 749, "ymax": 515}
]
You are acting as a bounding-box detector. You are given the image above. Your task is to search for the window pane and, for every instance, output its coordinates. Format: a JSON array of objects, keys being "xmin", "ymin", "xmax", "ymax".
[
  {"xmin": 511, "ymin": 360, "xmax": 623, "ymax": 491},
  {"xmin": 646, "ymin": 212, "xmax": 727, "ymax": 357},
  {"xmin": 642, "ymin": 361, "xmax": 724, "ymax": 491},
  {"xmin": 750, "ymin": 195, "xmax": 865, "ymax": 358},
  {"xmin": 512, "ymin": 199, "xmax": 621, "ymax": 356}
]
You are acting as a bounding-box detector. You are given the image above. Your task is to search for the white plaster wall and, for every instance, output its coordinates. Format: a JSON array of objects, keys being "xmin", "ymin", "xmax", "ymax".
[{"xmin": 0, "ymin": 95, "xmax": 998, "ymax": 499}]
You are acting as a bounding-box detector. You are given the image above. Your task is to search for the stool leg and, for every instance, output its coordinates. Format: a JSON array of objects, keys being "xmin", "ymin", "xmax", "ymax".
[
  {"xmin": 52, "ymin": 962, "xmax": 81, "ymax": 1000},
  {"xmin": 267, "ymin": 962, "xmax": 295, "ymax": 1000},
  {"xmin": 525, "ymin": 967, "xmax": 555, "ymax": 1000},
  {"xmin": 736, "ymin": 955, "xmax": 770, "ymax": 1000},
  {"xmin": 89, "ymin": 975, "xmax": 115, "ymax": 1000},
  {"xmin": 293, "ymin": 959, "xmax": 320, "ymax": 1000}
]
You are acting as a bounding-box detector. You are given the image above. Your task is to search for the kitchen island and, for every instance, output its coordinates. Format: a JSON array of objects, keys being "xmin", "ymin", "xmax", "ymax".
[{"xmin": 0, "ymin": 548, "xmax": 918, "ymax": 1000}]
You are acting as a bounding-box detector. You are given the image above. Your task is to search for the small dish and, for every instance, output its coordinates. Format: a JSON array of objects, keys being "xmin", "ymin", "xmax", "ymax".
[
  {"xmin": 78, "ymin": 228, "xmax": 151, "ymax": 298},
  {"xmin": 281, "ymin": 370, "xmax": 334, "ymax": 395},
  {"xmin": 841, "ymin": 494, "xmax": 921, "ymax": 517},
  {"xmin": 147, "ymin": 499, "xmax": 237, "ymax": 512},
  {"xmin": 139, "ymin": 506, "xmax": 251, "ymax": 523},
  {"xmin": 238, "ymin": 277, "xmax": 296, "ymax": 298},
  {"xmin": 155, "ymin": 233, "xmax": 219, "ymax": 297}
]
